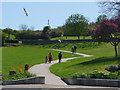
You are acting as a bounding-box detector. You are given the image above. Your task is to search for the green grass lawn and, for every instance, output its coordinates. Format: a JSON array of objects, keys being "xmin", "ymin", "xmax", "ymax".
[
  {"xmin": 2, "ymin": 46, "xmax": 79, "ymax": 76},
  {"xmin": 51, "ymin": 36, "xmax": 92, "ymax": 40},
  {"xmin": 2, "ymin": 42, "xmax": 120, "ymax": 79},
  {"xmin": 50, "ymin": 43, "xmax": 120, "ymax": 78}
]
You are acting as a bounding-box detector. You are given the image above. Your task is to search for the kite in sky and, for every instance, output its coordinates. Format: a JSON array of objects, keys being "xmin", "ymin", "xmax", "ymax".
[{"xmin": 23, "ymin": 8, "xmax": 28, "ymax": 16}]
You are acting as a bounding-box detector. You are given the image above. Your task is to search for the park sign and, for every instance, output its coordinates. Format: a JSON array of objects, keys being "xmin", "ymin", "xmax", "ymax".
[{"xmin": 18, "ymin": 41, "xmax": 22, "ymax": 44}]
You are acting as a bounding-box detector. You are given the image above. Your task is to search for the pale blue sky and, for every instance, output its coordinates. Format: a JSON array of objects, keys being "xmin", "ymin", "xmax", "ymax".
[{"xmin": 2, "ymin": 2, "xmax": 101, "ymax": 30}]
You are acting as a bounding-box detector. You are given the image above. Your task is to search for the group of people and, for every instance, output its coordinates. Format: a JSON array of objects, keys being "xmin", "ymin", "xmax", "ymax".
[
  {"xmin": 45, "ymin": 46, "xmax": 77, "ymax": 64},
  {"xmin": 72, "ymin": 46, "xmax": 77, "ymax": 53},
  {"xmin": 45, "ymin": 52, "xmax": 62, "ymax": 64}
]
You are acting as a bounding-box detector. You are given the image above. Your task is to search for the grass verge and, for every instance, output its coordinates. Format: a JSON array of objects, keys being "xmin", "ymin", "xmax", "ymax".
[{"xmin": 50, "ymin": 43, "xmax": 120, "ymax": 78}]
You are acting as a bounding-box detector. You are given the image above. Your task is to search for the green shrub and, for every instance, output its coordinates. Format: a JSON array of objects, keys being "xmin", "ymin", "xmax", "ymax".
[
  {"xmin": 108, "ymin": 72, "xmax": 118, "ymax": 79},
  {"xmin": 6, "ymin": 43, "xmax": 24, "ymax": 46},
  {"xmin": 39, "ymin": 42, "xmax": 104, "ymax": 49},
  {"xmin": 92, "ymin": 70, "xmax": 104, "ymax": 79},
  {"xmin": 2, "ymin": 72, "xmax": 36, "ymax": 80},
  {"xmin": 73, "ymin": 71, "xmax": 119, "ymax": 79},
  {"xmin": 73, "ymin": 73, "xmax": 86, "ymax": 78}
]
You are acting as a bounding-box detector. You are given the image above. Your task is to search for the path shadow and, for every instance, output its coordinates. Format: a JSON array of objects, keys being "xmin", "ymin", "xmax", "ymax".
[{"xmin": 74, "ymin": 56, "xmax": 120, "ymax": 66}]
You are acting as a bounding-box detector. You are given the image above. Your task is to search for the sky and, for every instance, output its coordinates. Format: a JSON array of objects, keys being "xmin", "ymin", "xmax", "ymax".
[{"xmin": 2, "ymin": 1, "xmax": 101, "ymax": 30}]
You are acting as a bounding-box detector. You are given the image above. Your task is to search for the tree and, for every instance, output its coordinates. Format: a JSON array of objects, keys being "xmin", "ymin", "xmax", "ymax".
[
  {"xmin": 49, "ymin": 29, "xmax": 64, "ymax": 38},
  {"xmin": 92, "ymin": 18, "xmax": 120, "ymax": 57},
  {"xmin": 99, "ymin": 0, "xmax": 120, "ymax": 18},
  {"xmin": 29, "ymin": 26, "xmax": 34, "ymax": 31},
  {"xmin": 56, "ymin": 31, "xmax": 64, "ymax": 37},
  {"xmin": 16, "ymin": 30, "xmax": 41, "ymax": 40},
  {"xmin": 3, "ymin": 28, "xmax": 14, "ymax": 39},
  {"xmin": 96, "ymin": 14, "xmax": 107, "ymax": 24},
  {"xmin": 49, "ymin": 26, "xmax": 65, "ymax": 38},
  {"xmin": 42, "ymin": 26, "xmax": 50, "ymax": 34},
  {"xmin": 19, "ymin": 24, "xmax": 28, "ymax": 31},
  {"xmin": 3, "ymin": 28, "xmax": 13, "ymax": 34},
  {"xmin": 2, "ymin": 32, "xmax": 8, "ymax": 46},
  {"xmin": 41, "ymin": 26, "xmax": 50, "ymax": 40},
  {"xmin": 65, "ymin": 14, "xmax": 88, "ymax": 40},
  {"xmin": 9, "ymin": 34, "xmax": 15, "ymax": 40}
]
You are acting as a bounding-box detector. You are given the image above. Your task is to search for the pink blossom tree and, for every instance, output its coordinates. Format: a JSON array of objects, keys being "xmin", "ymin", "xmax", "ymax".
[{"xmin": 92, "ymin": 18, "xmax": 120, "ymax": 56}]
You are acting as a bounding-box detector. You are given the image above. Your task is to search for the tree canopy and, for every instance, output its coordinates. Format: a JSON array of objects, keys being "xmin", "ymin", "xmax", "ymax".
[
  {"xmin": 92, "ymin": 18, "xmax": 120, "ymax": 56},
  {"xmin": 99, "ymin": 0, "xmax": 120, "ymax": 18},
  {"xmin": 96, "ymin": 14, "xmax": 107, "ymax": 24},
  {"xmin": 65, "ymin": 14, "xmax": 88, "ymax": 40}
]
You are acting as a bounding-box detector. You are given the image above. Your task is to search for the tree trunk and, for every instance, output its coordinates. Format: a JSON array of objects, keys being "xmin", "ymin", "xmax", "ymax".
[
  {"xmin": 110, "ymin": 41, "xmax": 119, "ymax": 57},
  {"xmin": 114, "ymin": 42, "xmax": 118, "ymax": 57},
  {"xmin": 66, "ymin": 36, "xmax": 67, "ymax": 39},
  {"xmin": 78, "ymin": 35, "xmax": 80, "ymax": 40},
  {"xmin": 66, "ymin": 35, "xmax": 67, "ymax": 39}
]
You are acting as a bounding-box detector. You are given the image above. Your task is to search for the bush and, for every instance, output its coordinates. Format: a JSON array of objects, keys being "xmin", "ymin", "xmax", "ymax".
[
  {"xmin": 49, "ymin": 30, "xmax": 58, "ymax": 38},
  {"xmin": 5, "ymin": 43, "xmax": 24, "ymax": 47},
  {"xmin": 73, "ymin": 71, "xmax": 120, "ymax": 79},
  {"xmin": 38, "ymin": 42, "xmax": 103, "ymax": 49},
  {"xmin": 2, "ymin": 72, "xmax": 36, "ymax": 80},
  {"xmin": 108, "ymin": 72, "xmax": 118, "ymax": 79},
  {"xmin": 73, "ymin": 73, "xmax": 86, "ymax": 78},
  {"xmin": 105, "ymin": 65, "xmax": 119, "ymax": 72},
  {"xmin": 40, "ymin": 33, "xmax": 50, "ymax": 40}
]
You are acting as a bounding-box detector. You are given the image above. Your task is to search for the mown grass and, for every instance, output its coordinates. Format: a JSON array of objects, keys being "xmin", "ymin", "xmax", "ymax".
[
  {"xmin": 3, "ymin": 42, "xmax": 120, "ymax": 79},
  {"xmin": 50, "ymin": 43, "xmax": 120, "ymax": 78},
  {"xmin": 51, "ymin": 36, "xmax": 92, "ymax": 40},
  {"xmin": 2, "ymin": 45, "xmax": 79, "ymax": 77}
]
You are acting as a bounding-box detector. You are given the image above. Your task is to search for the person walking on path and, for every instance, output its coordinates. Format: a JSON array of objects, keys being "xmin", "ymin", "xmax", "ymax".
[
  {"xmin": 74, "ymin": 46, "xmax": 77, "ymax": 53},
  {"xmin": 45, "ymin": 56, "xmax": 48, "ymax": 64},
  {"xmin": 72, "ymin": 46, "xmax": 74, "ymax": 53},
  {"xmin": 58, "ymin": 52, "xmax": 62, "ymax": 63},
  {"xmin": 49, "ymin": 53, "xmax": 53, "ymax": 63}
]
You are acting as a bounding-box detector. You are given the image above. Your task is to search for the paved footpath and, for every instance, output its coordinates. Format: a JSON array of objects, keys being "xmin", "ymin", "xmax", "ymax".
[
  {"xmin": 28, "ymin": 49, "xmax": 93, "ymax": 85},
  {"xmin": 50, "ymin": 49, "xmax": 93, "ymax": 57},
  {"xmin": 29, "ymin": 57, "xmax": 80, "ymax": 85}
]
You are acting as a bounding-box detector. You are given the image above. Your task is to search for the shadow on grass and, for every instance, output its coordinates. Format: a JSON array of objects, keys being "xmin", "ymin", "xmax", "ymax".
[{"xmin": 75, "ymin": 56, "xmax": 120, "ymax": 66}]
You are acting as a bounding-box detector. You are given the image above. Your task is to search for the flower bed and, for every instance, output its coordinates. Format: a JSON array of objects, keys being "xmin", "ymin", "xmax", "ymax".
[
  {"xmin": 3, "ymin": 76, "xmax": 45, "ymax": 85},
  {"xmin": 72, "ymin": 70, "xmax": 120, "ymax": 79},
  {"xmin": 61, "ymin": 69, "xmax": 120, "ymax": 87}
]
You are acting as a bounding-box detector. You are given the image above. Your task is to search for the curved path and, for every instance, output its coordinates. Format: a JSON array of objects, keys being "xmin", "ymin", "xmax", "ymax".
[{"xmin": 28, "ymin": 49, "xmax": 93, "ymax": 86}]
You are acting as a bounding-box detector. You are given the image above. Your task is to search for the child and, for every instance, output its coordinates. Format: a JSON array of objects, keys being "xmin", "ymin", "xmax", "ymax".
[{"xmin": 45, "ymin": 56, "xmax": 48, "ymax": 64}]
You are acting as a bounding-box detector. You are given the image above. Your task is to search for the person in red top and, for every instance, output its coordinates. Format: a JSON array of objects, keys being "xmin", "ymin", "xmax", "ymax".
[
  {"xmin": 25, "ymin": 64, "xmax": 29, "ymax": 72},
  {"xmin": 49, "ymin": 53, "xmax": 53, "ymax": 63}
]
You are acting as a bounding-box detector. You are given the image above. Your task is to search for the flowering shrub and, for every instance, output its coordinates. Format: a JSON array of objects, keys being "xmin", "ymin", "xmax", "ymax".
[
  {"xmin": 91, "ymin": 18, "xmax": 120, "ymax": 56},
  {"xmin": 92, "ymin": 18, "xmax": 120, "ymax": 40}
]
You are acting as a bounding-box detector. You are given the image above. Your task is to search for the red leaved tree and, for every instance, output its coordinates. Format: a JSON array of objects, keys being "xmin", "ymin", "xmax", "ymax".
[{"xmin": 92, "ymin": 18, "xmax": 120, "ymax": 57}]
